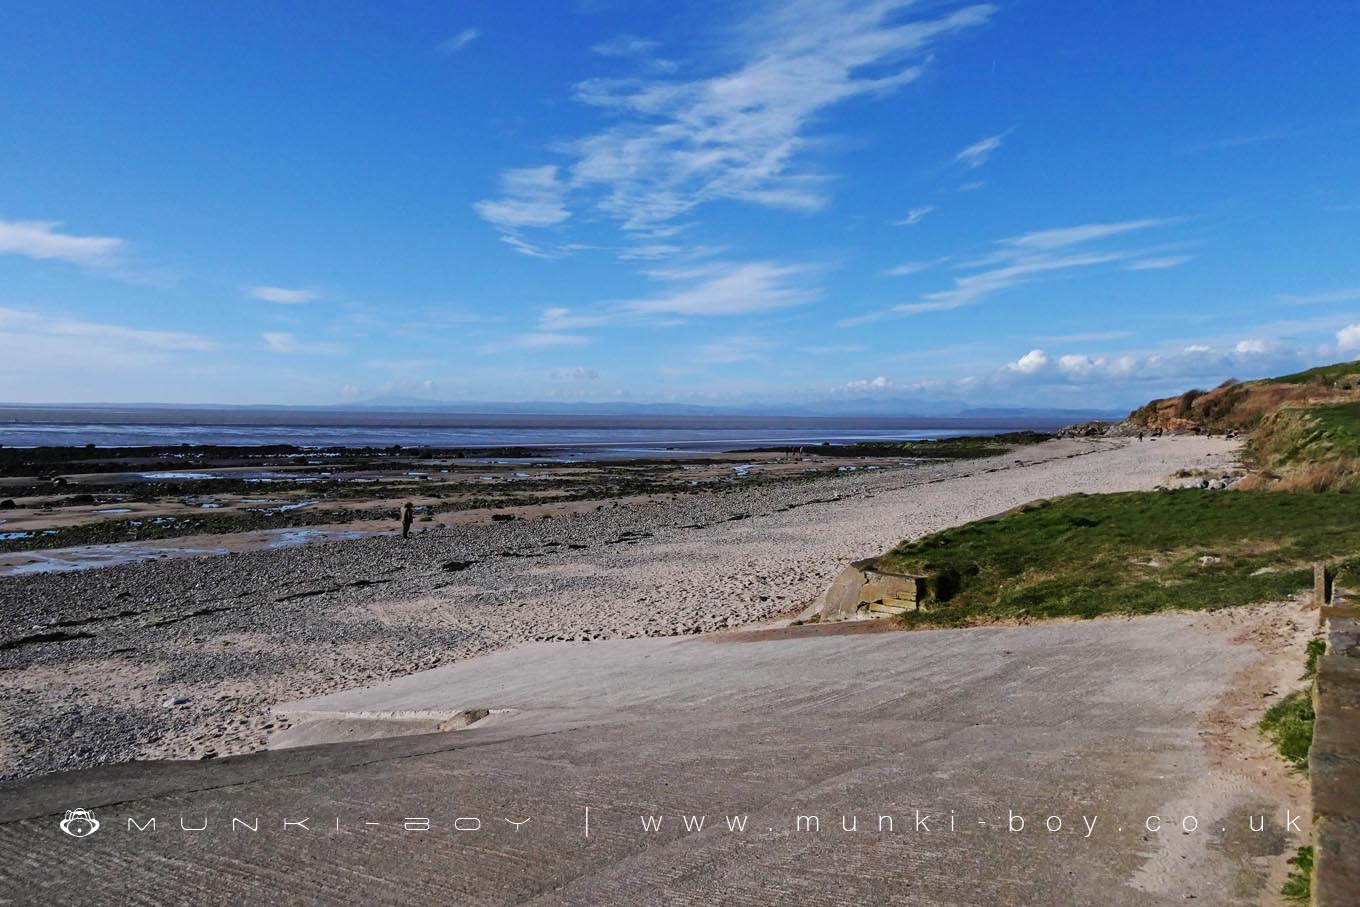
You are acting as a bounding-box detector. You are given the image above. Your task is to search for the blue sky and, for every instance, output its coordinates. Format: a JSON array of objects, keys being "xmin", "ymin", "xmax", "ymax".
[{"xmin": 2, "ymin": 0, "xmax": 1358, "ymax": 409}]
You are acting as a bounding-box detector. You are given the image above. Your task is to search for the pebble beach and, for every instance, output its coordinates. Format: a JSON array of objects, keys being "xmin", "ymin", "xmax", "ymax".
[{"xmin": 0, "ymin": 435, "xmax": 1239, "ymax": 781}]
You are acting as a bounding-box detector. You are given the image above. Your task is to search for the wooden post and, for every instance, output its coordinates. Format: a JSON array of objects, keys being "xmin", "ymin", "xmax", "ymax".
[{"xmin": 1315, "ymin": 563, "xmax": 1334, "ymax": 607}]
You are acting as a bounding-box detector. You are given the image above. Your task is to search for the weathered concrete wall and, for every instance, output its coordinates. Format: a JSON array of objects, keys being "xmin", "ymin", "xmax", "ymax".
[
  {"xmin": 1310, "ymin": 613, "xmax": 1360, "ymax": 906},
  {"xmin": 804, "ymin": 558, "xmax": 927, "ymax": 622}
]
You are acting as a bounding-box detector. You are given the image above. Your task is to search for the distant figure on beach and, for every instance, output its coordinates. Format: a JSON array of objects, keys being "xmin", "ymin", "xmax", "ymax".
[
  {"xmin": 1137, "ymin": 431, "xmax": 1144, "ymax": 442},
  {"xmin": 400, "ymin": 501, "xmax": 414, "ymax": 539}
]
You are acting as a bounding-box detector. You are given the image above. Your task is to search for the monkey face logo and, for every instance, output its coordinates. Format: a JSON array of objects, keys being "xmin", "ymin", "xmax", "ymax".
[{"xmin": 59, "ymin": 809, "xmax": 100, "ymax": 838}]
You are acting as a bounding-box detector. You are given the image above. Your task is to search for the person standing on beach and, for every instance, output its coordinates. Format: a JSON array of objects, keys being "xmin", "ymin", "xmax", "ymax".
[{"xmin": 400, "ymin": 501, "xmax": 414, "ymax": 539}]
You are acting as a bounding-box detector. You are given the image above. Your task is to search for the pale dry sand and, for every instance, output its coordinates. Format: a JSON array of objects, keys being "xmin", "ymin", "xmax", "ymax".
[{"xmin": 0, "ymin": 436, "xmax": 1242, "ymax": 780}]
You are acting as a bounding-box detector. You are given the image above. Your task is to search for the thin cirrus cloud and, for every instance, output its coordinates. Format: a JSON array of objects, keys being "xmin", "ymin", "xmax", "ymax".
[
  {"xmin": 1279, "ymin": 287, "xmax": 1360, "ymax": 305},
  {"xmin": 840, "ymin": 217, "xmax": 1168, "ymax": 326},
  {"xmin": 884, "ymin": 259, "xmax": 942, "ymax": 277},
  {"xmin": 475, "ymin": 0, "xmax": 997, "ymax": 249},
  {"xmin": 893, "ymin": 206, "xmax": 934, "ymax": 227},
  {"xmin": 1124, "ymin": 255, "xmax": 1194, "ymax": 271},
  {"xmin": 518, "ymin": 332, "xmax": 588, "ymax": 349},
  {"xmin": 262, "ymin": 332, "xmax": 343, "ymax": 355},
  {"xmin": 480, "ymin": 332, "xmax": 591, "ymax": 355},
  {"xmin": 700, "ymin": 335, "xmax": 775, "ymax": 364},
  {"xmin": 0, "ymin": 218, "xmax": 124, "ymax": 267},
  {"xmin": 953, "ymin": 130, "xmax": 1010, "ymax": 169},
  {"xmin": 473, "ymin": 166, "xmax": 572, "ymax": 256},
  {"xmin": 0, "ymin": 306, "xmax": 216, "ymax": 351},
  {"xmin": 436, "ymin": 28, "xmax": 481, "ymax": 56},
  {"xmin": 591, "ymin": 34, "xmax": 661, "ymax": 58},
  {"xmin": 538, "ymin": 260, "xmax": 818, "ymax": 331},
  {"xmin": 627, "ymin": 261, "xmax": 816, "ymax": 316},
  {"xmin": 248, "ymin": 285, "xmax": 319, "ymax": 304},
  {"xmin": 990, "ymin": 218, "xmax": 1166, "ymax": 254}
]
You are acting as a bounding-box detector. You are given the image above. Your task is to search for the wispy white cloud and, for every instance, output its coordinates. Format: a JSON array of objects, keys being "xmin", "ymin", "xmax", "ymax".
[
  {"xmin": 262, "ymin": 331, "xmax": 343, "ymax": 355},
  {"xmin": 700, "ymin": 335, "xmax": 774, "ymax": 363},
  {"xmin": 892, "ymin": 250, "xmax": 1133, "ymax": 318},
  {"xmin": 541, "ymin": 259, "xmax": 818, "ymax": 331},
  {"xmin": 616, "ymin": 242, "xmax": 684, "ymax": 261},
  {"xmin": 0, "ymin": 306, "xmax": 217, "ymax": 351},
  {"xmin": 884, "ymin": 259, "xmax": 942, "ymax": 276},
  {"xmin": 537, "ymin": 306, "xmax": 615, "ymax": 331},
  {"xmin": 516, "ymin": 332, "xmax": 589, "ymax": 349},
  {"xmin": 953, "ymin": 130, "xmax": 1010, "ymax": 168},
  {"xmin": 474, "ymin": 166, "xmax": 571, "ymax": 230},
  {"xmin": 0, "ymin": 218, "xmax": 123, "ymax": 267},
  {"xmin": 892, "ymin": 206, "xmax": 935, "ymax": 227},
  {"xmin": 436, "ymin": 28, "xmax": 482, "ymax": 56},
  {"xmin": 1279, "ymin": 287, "xmax": 1360, "ymax": 305},
  {"xmin": 992, "ymin": 218, "xmax": 1166, "ymax": 255},
  {"xmin": 249, "ymin": 285, "xmax": 319, "ymax": 304},
  {"xmin": 627, "ymin": 261, "xmax": 816, "ymax": 316},
  {"xmin": 481, "ymin": 0, "xmax": 995, "ymax": 244},
  {"xmin": 842, "ymin": 218, "xmax": 1169, "ymax": 326},
  {"xmin": 482, "ymin": 332, "xmax": 590, "ymax": 354},
  {"xmin": 0, "ymin": 308, "xmax": 220, "ymax": 396},
  {"xmin": 474, "ymin": 166, "xmax": 574, "ymax": 257},
  {"xmin": 1124, "ymin": 254, "xmax": 1193, "ymax": 271},
  {"xmin": 1186, "ymin": 130, "xmax": 1292, "ymax": 153},
  {"xmin": 591, "ymin": 34, "xmax": 661, "ymax": 58}
]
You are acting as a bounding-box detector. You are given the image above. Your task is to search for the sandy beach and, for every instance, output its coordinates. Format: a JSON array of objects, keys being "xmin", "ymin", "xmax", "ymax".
[{"xmin": 0, "ymin": 435, "xmax": 1240, "ymax": 782}]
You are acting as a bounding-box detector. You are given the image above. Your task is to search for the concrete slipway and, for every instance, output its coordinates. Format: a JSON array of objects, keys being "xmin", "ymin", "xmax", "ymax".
[{"xmin": 0, "ymin": 612, "xmax": 1306, "ymax": 906}]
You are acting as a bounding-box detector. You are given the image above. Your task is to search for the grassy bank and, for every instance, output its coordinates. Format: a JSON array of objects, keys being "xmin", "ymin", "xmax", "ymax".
[
  {"xmin": 879, "ymin": 489, "xmax": 1360, "ymax": 627},
  {"xmin": 1124, "ymin": 359, "xmax": 1360, "ymax": 491},
  {"xmin": 1245, "ymin": 400, "xmax": 1360, "ymax": 491}
]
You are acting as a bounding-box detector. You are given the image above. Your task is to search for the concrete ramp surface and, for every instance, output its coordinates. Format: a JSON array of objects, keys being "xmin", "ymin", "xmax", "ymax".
[{"xmin": 0, "ymin": 614, "xmax": 1306, "ymax": 906}]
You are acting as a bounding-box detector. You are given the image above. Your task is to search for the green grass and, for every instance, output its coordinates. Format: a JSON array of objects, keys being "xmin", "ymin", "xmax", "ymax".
[
  {"xmin": 1304, "ymin": 637, "xmax": 1326, "ymax": 679},
  {"xmin": 1281, "ymin": 845, "xmax": 1313, "ymax": 903},
  {"xmin": 877, "ymin": 489, "xmax": 1360, "ymax": 627},
  {"xmin": 1260, "ymin": 690, "xmax": 1315, "ymax": 771},
  {"xmin": 1265, "ymin": 359, "xmax": 1360, "ymax": 386},
  {"xmin": 1260, "ymin": 636, "xmax": 1322, "ymax": 772}
]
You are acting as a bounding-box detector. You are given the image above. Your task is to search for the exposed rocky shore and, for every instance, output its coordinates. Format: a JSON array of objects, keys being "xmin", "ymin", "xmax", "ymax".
[{"xmin": 0, "ymin": 436, "xmax": 1239, "ymax": 781}]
